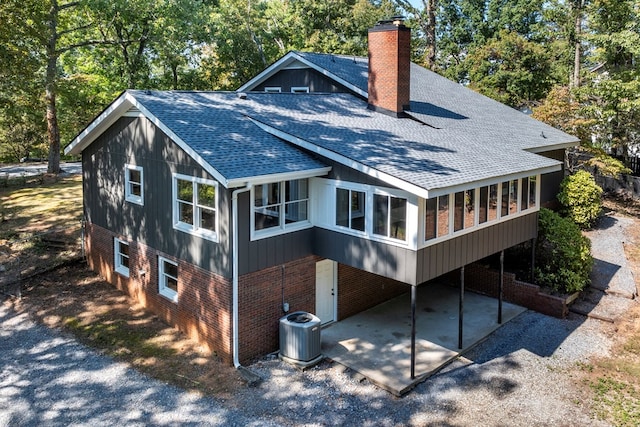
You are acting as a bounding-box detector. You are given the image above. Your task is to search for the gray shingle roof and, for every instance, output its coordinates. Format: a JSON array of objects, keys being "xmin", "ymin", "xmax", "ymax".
[
  {"xmin": 294, "ymin": 52, "xmax": 369, "ymax": 94},
  {"xmin": 128, "ymin": 90, "xmax": 327, "ymax": 182}
]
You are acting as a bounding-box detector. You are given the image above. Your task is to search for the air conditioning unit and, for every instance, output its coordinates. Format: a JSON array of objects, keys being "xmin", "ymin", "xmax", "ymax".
[{"xmin": 279, "ymin": 311, "xmax": 321, "ymax": 363}]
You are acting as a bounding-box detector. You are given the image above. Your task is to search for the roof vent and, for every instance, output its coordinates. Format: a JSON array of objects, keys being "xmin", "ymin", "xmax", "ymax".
[{"xmin": 237, "ymin": 92, "xmax": 247, "ymax": 100}]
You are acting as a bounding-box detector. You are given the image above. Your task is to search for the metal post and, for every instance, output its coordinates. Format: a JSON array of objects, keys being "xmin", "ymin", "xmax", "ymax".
[
  {"xmin": 411, "ymin": 284, "xmax": 417, "ymax": 379},
  {"xmin": 458, "ymin": 266, "xmax": 464, "ymax": 349},
  {"xmin": 499, "ymin": 250, "xmax": 504, "ymax": 324}
]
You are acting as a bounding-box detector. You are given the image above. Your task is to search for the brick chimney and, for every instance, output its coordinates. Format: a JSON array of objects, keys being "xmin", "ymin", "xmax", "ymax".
[{"xmin": 367, "ymin": 17, "xmax": 411, "ymax": 117}]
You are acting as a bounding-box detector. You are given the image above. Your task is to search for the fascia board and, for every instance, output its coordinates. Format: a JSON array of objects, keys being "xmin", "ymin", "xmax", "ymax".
[
  {"xmin": 525, "ymin": 140, "xmax": 580, "ymax": 153},
  {"xmin": 226, "ymin": 166, "xmax": 332, "ymax": 188},
  {"xmin": 64, "ymin": 93, "xmax": 132, "ymax": 155}
]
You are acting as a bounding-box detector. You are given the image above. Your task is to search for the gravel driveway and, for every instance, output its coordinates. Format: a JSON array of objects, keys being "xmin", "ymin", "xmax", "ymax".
[{"xmin": 1, "ymin": 301, "xmax": 614, "ymax": 426}]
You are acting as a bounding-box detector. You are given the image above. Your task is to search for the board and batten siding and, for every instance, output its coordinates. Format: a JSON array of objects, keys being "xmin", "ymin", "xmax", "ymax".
[
  {"xmin": 416, "ymin": 212, "xmax": 538, "ymax": 284},
  {"xmin": 253, "ymin": 69, "xmax": 354, "ymax": 94},
  {"xmin": 82, "ymin": 116, "xmax": 231, "ymax": 277}
]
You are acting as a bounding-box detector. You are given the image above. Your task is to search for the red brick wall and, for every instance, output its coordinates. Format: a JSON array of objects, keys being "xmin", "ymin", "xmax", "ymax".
[
  {"xmin": 337, "ymin": 264, "xmax": 409, "ymax": 320},
  {"xmin": 367, "ymin": 22, "xmax": 411, "ymax": 114},
  {"xmin": 86, "ymin": 223, "xmax": 234, "ymax": 362},
  {"xmin": 237, "ymin": 255, "xmax": 320, "ymax": 363},
  {"xmin": 447, "ymin": 263, "xmax": 570, "ymax": 318}
]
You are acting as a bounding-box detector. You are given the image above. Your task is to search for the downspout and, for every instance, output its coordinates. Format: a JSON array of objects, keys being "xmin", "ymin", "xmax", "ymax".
[{"xmin": 232, "ymin": 184, "xmax": 252, "ymax": 368}]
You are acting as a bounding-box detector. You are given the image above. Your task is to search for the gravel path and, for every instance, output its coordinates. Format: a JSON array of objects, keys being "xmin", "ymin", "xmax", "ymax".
[{"xmin": 1, "ymin": 301, "xmax": 615, "ymax": 426}]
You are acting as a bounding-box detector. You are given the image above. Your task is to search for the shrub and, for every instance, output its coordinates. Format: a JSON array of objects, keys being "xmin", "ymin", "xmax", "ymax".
[
  {"xmin": 535, "ymin": 208, "xmax": 593, "ymax": 294},
  {"xmin": 558, "ymin": 170, "xmax": 603, "ymax": 229}
]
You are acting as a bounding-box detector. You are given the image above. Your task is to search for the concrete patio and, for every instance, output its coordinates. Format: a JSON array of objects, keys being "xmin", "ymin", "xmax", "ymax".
[{"xmin": 321, "ymin": 282, "xmax": 527, "ymax": 395}]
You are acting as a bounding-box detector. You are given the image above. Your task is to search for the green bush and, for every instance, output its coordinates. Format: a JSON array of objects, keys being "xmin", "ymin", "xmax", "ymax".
[
  {"xmin": 535, "ymin": 208, "xmax": 593, "ymax": 294},
  {"xmin": 557, "ymin": 170, "xmax": 603, "ymax": 229}
]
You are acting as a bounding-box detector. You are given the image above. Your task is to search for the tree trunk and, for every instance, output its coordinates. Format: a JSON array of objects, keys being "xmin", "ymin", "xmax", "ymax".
[
  {"xmin": 46, "ymin": 0, "xmax": 61, "ymax": 174},
  {"xmin": 425, "ymin": 0, "xmax": 437, "ymax": 71},
  {"xmin": 571, "ymin": 0, "xmax": 583, "ymax": 88}
]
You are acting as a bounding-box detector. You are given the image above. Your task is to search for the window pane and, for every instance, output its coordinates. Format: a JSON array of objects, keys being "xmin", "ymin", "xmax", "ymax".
[
  {"xmin": 285, "ymin": 200, "xmax": 308, "ymax": 223},
  {"xmin": 509, "ymin": 180, "xmax": 518, "ymax": 214},
  {"xmin": 529, "ymin": 176, "xmax": 537, "ymax": 209},
  {"xmin": 351, "ymin": 191, "xmax": 365, "ymax": 231},
  {"xmin": 129, "ymin": 182, "xmax": 142, "ymax": 197},
  {"xmin": 119, "ymin": 254, "xmax": 129, "ymax": 268},
  {"xmin": 425, "ymin": 198, "xmax": 437, "ymax": 240},
  {"xmin": 390, "ymin": 197, "xmax": 406, "ymax": 240},
  {"xmin": 488, "ymin": 184, "xmax": 498, "ymax": 221},
  {"xmin": 286, "ymin": 179, "xmax": 308, "ymax": 202},
  {"xmin": 200, "ymin": 207, "xmax": 215, "ymax": 231},
  {"xmin": 119, "ymin": 241, "xmax": 129, "ymax": 256},
  {"xmin": 479, "ymin": 187, "xmax": 488, "ymax": 224},
  {"xmin": 438, "ymin": 196, "xmax": 449, "ymax": 237},
  {"xmin": 255, "ymin": 205, "xmax": 280, "ymax": 230},
  {"xmin": 373, "ymin": 194, "xmax": 388, "ymax": 236},
  {"xmin": 454, "ymin": 191, "xmax": 464, "ymax": 231},
  {"xmin": 166, "ymin": 276, "xmax": 178, "ymax": 292},
  {"xmin": 336, "ymin": 188, "xmax": 349, "ymax": 227},
  {"xmin": 177, "ymin": 179, "xmax": 193, "ymax": 202},
  {"xmin": 520, "ymin": 177, "xmax": 529, "ymax": 211},
  {"xmin": 464, "ymin": 189, "xmax": 475, "ymax": 228},
  {"xmin": 198, "ymin": 183, "xmax": 215, "ymax": 208},
  {"xmin": 501, "ymin": 182, "xmax": 510, "ymax": 217},
  {"xmin": 129, "ymin": 169, "xmax": 141, "ymax": 183},
  {"xmin": 255, "ymin": 183, "xmax": 280, "ymax": 207},
  {"xmin": 178, "ymin": 201, "xmax": 193, "ymax": 224},
  {"xmin": 164, "ymin": 261, "xmax": 178, "ymax": 279}
]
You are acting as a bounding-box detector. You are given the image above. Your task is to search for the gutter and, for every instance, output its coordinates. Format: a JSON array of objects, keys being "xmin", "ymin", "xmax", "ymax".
[{"xmin": 232, "ymin": 184, "xmax": 253, "ymax": 369}]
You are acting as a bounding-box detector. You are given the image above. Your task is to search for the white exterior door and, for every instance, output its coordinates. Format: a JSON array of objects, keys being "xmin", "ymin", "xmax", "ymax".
[{"xmin": 315, "ymin": 260, "xmax": 337, "ymax": 325}]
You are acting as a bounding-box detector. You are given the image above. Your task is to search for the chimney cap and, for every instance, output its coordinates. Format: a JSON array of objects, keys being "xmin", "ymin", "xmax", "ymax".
[{"xmin": 376, "ymin": 16, "xmax": 406, "ymax": 27}]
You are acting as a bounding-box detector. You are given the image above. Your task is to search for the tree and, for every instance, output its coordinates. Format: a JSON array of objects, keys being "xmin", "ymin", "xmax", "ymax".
[
  {"xmin": 395, "ymin": 0, "xmax": 437, "ymax": 69},
  {"xmin": 465, "ymin": 30, "xmax": 555, "ymax": 107}
]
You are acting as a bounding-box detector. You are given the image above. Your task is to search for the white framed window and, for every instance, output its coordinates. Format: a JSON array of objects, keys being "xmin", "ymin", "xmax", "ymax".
[
  {"xmin": 114, "ymin": 238, "xmax": 130, "ymax": 277},
  {"xmin": 421, "ymin": 176, "xmax": 541, "ymax": 247},
  {"xmin": 125, "ymin": 164, "xmax": 144, "ymax": 205},
  {"xmin": 252, "ymin": 178, "xmax": 310, "ymax": 239},
  {"xmin": 264, "ymin": 87, "xmax": 282, "ymax": 93},
  {"xmin": 373, "ymin": 193, "xmax": 407, "ymax": 241},
  {"xmin": 291, "ymin": 86, "xmax": 310, "ymax": 93},
  {"xmin": 173, "ymin": 174, "xmax": 218, "ymax": 242},
  {"xmin": 335, "ymin": 188, "xmax": 366, "ymax": 232},
  {"xmin": 158, "ymin": 256, "xmax": 178, "ymax": 302}
]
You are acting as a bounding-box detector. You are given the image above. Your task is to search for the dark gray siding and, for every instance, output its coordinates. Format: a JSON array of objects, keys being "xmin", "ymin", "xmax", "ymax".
[
  {"xmin": 416, "ymin": 213, "xmax": 538, "ymax": 284},
  {"xmin": 253, "ymin": 69, "xmax": 356, "ymax": 95},
  {"xmin": 83, "ymin": 116, "xmax": 231, "ymax": 277},
  {"xmin": 325, "ymin": 159, "xmax": 393, "ymax": 187},
  {"xmin": 314, "ymin": 228, "xmax": 417, "ymax": 284},
  {"xmin": 236, "ymin": 191, "xmax": 315, "ymax": 275}
]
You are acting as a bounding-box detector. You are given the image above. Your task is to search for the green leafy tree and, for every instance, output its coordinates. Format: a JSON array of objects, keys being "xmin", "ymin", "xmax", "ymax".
[
  {"xmin": 557, "ymin": 170, "xmax": 603, "ymax": 229},
  {"xmin": 465, "ymin": 30, "xmax": 555, "ymax": 107},
  {"xmin": 535, "ymin": 207, "xmax": 593, "ymax": 294}
]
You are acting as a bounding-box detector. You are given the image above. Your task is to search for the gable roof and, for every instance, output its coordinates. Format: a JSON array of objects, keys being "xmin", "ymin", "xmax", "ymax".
[
  {"xmin": 66, "ymin": 51, "xmax": 579, "ymax": 198},
  {"xmin": 64, "ymin": 91, "xmax": 330, "ymax": 188}
]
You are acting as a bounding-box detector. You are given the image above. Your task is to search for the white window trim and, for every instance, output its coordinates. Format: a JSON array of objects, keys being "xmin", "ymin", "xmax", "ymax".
[
  {"xmin": 172, "ymin": 173, "xmax": 219, "ymax": 242},
  {"xmin": 251, "ymin": 179, "xmax": 312, "ymax": 241},
  {"xmin": 264, "ymin": 87, "xmax": 282, "ymax": 93},
  {"xmin": 320, "ymin": 180, "xmax": 417, "ymax": 249},
  {"xmin": 158, "ymin": 256, "xmax": 178, "ymax": 303},
  {"xmin": 114, "ymin": 238, "xmax": 130, "ymax": 277},
  {"xmin": 125, "ymin": 164, "xmax": 144, "ymax": 205},
  {"xmin": 291, "ymin": 86, "xmax": 310, "ymax": 93},
  {"xmin": 419, "ymin": 176, "xmax": 541, "ymax": 248}
]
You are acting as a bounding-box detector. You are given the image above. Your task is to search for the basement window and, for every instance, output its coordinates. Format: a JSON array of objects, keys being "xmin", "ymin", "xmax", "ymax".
[
  {"xmin": 158, "ymin": 257, "xmax": 178, "ymax": 303},
  {"xmin": 114, "ymin": 238, "xmax": 130, "ymax": 277},
  {"xmin": 125, "ymin": 164, "xmax": 144, "ymax": 205}
]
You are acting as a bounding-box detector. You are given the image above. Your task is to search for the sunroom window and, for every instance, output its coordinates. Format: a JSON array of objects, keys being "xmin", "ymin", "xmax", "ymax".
[
  {"xmin": 336, "ymin": 188, "xmax": 366, "ymax": 232},
  {"xmin": 373, "ymin": 194, "xmax": 407, "ymax": 241},
  {"xmin": 253, "ymin": 178, "xmax": 309, "ymax": 236}
]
